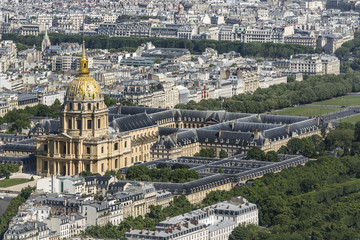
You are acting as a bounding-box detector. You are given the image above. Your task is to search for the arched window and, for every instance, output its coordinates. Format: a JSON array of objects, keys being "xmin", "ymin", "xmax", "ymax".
[{"xmin": 88, "ymin": 103, "xmax": 91, "ymax": 110}]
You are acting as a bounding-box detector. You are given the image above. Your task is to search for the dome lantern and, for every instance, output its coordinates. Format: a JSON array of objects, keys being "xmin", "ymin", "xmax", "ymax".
[{"xmin": 65, "ymin": 40, "xmax": 102, "ymax": 100}]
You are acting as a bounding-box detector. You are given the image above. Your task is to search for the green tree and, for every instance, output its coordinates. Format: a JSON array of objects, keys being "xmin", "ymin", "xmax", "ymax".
[
  {"xmin": 194, "ymin": 148, "xmax": 216, "ymax": 158},
  {"xmin": 247, "ymin": 147, "xmax": 266, "ymax": 161},
  {"xmin": 229, "ymin": 224, "xmax": 264, "ymax": 240},
  {"xmin": 104, "ymin": 95, "xmax": 117, "ymax": 107},
  {"xmin": 219, "ymin": 149, "xmax": 228, "ymax": 158},
  {"xmin": 266, "ymin": 151, "xmax": 279, "ymax": 162},
  {"xmin": 287, "ymin": 76, "xmax": 296, "ymax": 83}
]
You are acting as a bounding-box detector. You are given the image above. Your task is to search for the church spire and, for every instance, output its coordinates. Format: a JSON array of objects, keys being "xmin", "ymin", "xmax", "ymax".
[{"xmin": 79, "ymin": 40, "xmax": 89, "ymax": 76}]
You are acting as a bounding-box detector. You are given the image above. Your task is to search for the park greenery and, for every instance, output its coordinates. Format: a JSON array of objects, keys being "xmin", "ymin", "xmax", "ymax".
[
  {"xmin": 0, "ymin": 178, "xmax": 32, "ymax": 188},
  {"xmin": 126, "ymin": 164, "xmax": 200, "ymax": 183},
  {"xmin": 3, "ymin": 33, "xmax": 317, "ymax": 58},
  {"xmin": 0, "ymin": 186, "xmax": 34, "ymax": 238},
  {"xmin": 175, "ymin": 72, "xmax": 360, "ymax": 113},
  {"xmin": 203, "ymin": 153, "xmax": 360, "ymax": 239}
]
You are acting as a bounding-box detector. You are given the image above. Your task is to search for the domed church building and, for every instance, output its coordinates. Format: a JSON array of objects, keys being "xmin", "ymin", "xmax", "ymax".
[{"xmin": 36, "ymin": 42, "xmax": 132, "ymax": 176}]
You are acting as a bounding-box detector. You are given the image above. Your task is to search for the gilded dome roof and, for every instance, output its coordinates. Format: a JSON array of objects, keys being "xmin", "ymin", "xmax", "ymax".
[
  {"xmin": 66, "ymin": 76, "xmax": 102, "ymax": 100},
  {"xmin": 65, "ymin": 40, "xmax": 102, "ymax": 100}
]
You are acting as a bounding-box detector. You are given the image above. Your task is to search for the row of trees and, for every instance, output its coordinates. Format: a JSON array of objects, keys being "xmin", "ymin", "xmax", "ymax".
[
  {"xmin": 0, "ymin": 186, "xmax": 34, "ymax": 238},
  {"xmin": 335, "ymin": 31, "xmax": 360, "ymax": 72},
  {"xmin": 83, "ymin": 195, "xmax": 197, "ymax": 238},
  {"xmin": 175, "ymin": 72, "xmax": 360, "ymax": 113},
  {"xmin": 126, "ymin": 165, "xmax": 200, "ymax": 183},
  {"xmin": 3, "ymin": 33, "xmax": 317, "ymax": 58}
]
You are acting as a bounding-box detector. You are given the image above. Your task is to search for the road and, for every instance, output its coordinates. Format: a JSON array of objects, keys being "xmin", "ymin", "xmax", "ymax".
[
  {"xmin": 0, "ymin": 196, "xmax": 15, "ymax": 216},
  {"xmin": 322, "ymin": 107, "xmax": 360, "ymax": 122}
]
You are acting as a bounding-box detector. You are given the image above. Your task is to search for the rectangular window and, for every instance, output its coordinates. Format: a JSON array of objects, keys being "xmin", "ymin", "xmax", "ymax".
[
  {"xmin": 101, "ymin": 163, "xmax": 104, "ymax": 172},
  {"xmin": 44, "ymin": 144, "xmax": 48, "ymax": 152},
  {"xmin": 115, "ymin": 159, "xmax": 118, "ymax": 168},
  {"xmin": 101, "ymin": 147, "xmax": 104, "ymax": 153},
  {"xmin": 87, "ymin": 147, "xmax": 91, "ymax": 154},
  {"xmin": 77, "ymin": 119, "xmax": 81, "ymax": 130},
  {"xmin": 114, "ymin": 143, "xmax": 118, "ymax": 150},
  {"xmin": 87, "ymin": 120, "xmax": 92, "ymax": 129},
  {"xmin": 98, "ymin": 119, "xmax": 101, "ymax": 128},
  {"xmin": 86, "ymin": 164, "xmax": 90, "ymax": 172},
  {"xmin": 68, "ymin": 119, "xmax": 72, "ymax": 129},
  {"xmin": 44, "ymin": 161, "xmax": 48, "ymax": 171}
]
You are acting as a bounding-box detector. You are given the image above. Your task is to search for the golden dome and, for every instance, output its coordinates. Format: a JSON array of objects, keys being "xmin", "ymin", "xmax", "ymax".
[{"xmin": 65, "ymin": 41, "xmax": 102, "ymax": 100}]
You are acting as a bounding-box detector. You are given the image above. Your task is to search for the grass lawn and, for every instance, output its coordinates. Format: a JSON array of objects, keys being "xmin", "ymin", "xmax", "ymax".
[
  {"xmin": 274, "ymin": 106, "xmax": 339, "ymax": 117},
  {"xmin": 0, "ymin": 178, "xmax": 32, "ymax": 188},
  {"xmin": 310, "ymin": 95, "xmax": 360, "ymax": 106},
  {"xmin": 340, "ymin": 114, "xmax": 360, "ymax": 124}
]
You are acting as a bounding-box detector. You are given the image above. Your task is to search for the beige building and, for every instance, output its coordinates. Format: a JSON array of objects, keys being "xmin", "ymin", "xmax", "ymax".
[{"xmin": 36, "ymin": 43, "xmax": 134, "ymax": 176}]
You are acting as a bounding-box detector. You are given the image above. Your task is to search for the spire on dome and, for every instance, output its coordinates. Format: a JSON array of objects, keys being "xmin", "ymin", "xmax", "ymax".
[{"xmin": 79, "ymin": 40, "xmax": 89, "ymax": 76}]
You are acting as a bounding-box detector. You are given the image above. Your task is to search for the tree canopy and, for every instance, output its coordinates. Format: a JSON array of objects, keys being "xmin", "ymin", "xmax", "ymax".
[
  {"xmin": 4, "ymin": 33, "xmax": 316, "ymax": 59},
  {"xmin": 175, "ymin": 73, "xmax": 360, "ymax": 113}
]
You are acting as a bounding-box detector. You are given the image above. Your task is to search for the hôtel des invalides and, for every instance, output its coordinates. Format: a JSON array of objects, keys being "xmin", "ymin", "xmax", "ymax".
[{"xmin": 36, "ymin": 42, "xmax": 324, "ymax": 177}]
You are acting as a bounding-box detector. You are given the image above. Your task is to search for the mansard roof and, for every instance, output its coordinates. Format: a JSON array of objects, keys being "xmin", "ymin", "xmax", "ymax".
[
  {"xmin": 260, "ymin": 114, "xmax": 307, "ymax": 124},
  {"xmin": 119, "ymin": 106, "xmax": 166, "ymax": 115},
  {"xmin": 31, "ymin": 119, "xmax": 60, "ymax": 134},
  {"xmin": 110, "ymin": 113, "xmax": 156, "ymax": 132},
  {"xmin": 3, "ymin": 143, "xmax": 36, "ymax": 152},
  {"xmin": 196, "ymin": 129, "xmax": 263, "ymax": 146}
]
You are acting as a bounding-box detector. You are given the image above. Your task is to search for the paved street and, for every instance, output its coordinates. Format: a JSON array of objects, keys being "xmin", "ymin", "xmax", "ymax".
[{"xmin": 0, "ymin": 196, "xmax": 15, "ymax": 216}]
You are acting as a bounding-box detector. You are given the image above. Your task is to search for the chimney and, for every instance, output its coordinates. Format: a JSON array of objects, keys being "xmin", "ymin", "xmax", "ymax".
[
  {"xmin": 117, "ymin": 104, "xmax": 122, "ymax": 114},
  {"xmin": 254, "ymin": 129, "xmax": 259, "ymax": 140},
  {"xmin": 171, "ymin": 132, "xmax": 178, "ymax": 144},
  {"xmin": 218, "ymin": 129, "xmax": 222, "ymax": 138},
  {"xmin": 316, "ymin": 116, "xmax": 321, "ymax": 125},
  {"xmin": 285, "ymin": 125, "xmax": 290, "ymax": 134}
]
